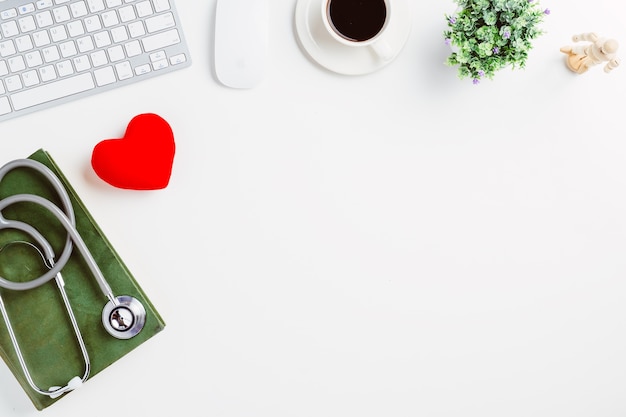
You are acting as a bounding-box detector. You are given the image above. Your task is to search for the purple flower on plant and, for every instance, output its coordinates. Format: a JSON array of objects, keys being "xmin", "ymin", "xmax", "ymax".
[
  {"xmin": 449, "ymin": 16, "xmax": 456, "ymax": 24},
  {"xmin": 473, "ymin": 78, "xmax": 480, "ymax": 85},
  {"xmin": 493, "ymin": 46, "xmax": 499, "ymax": 54},
  {"xmin": 503, "ymin": 30, "xmax": 511, "ymax": 39},
  {"xmin": 445, "ymin": 38, "xmax": 451, "ymax": 46},
  {"xmin": 477, "ymin": 70, "xmax": 485, "ymax": 77},
  {"xmin": 544, "ymin": 8, "xmax": 550, "ymax": 14}
]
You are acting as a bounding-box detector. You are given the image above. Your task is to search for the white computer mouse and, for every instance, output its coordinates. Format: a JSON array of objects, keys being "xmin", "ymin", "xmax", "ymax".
[{"xmin": 214, "ymin": 0, "xmax": 268, "ymax": 89}]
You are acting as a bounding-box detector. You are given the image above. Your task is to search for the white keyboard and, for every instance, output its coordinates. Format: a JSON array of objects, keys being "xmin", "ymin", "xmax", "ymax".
[{"xmin": 0, "ymin": 0, "xmax": 190, "ymax": 122}]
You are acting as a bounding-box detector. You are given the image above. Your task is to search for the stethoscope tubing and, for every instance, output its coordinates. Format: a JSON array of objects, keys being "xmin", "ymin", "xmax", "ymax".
[
  {"xmin": 0, "ymin": 193, "xmax": 116, "ymax": 304},
  {"xmin": 0, "ymin": 159, "xmax": 116, "ymax": 305}
]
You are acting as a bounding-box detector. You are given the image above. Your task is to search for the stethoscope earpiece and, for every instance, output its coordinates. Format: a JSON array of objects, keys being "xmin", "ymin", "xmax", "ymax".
[{"xmin": 102, "ymin": 296, "xmax": 146, "ymax": 340}]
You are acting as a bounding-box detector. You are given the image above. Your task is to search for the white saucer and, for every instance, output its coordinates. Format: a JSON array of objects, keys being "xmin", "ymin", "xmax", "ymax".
[{"xmin": 294, "ymin": 0, "xmax": 412, "ymax": 75}]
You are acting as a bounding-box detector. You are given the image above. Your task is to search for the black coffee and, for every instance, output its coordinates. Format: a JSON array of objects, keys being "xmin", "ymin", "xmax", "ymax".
[{"xmin": 328, "ymin": 0, "xmax": 387, "ymax": 42}]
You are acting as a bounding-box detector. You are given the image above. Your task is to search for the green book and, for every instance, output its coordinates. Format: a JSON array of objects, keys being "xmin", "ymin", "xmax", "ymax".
[{"xmin": 0, "ymin": 149, "xmax": 165, "ymax": 410}]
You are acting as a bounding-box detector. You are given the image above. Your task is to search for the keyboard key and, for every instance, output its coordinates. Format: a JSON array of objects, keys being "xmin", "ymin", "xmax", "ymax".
[
  {"xmin": 124, "ymin": 39, "xmax": 140, "ymax": 56},
  {"xmin": 15, "ymin": 36, "xmax": 34, "ymax": 52},
  {"xmin": 53, "ymin": 5, "xmax": 70, "ymax": 22},
  {"xmin": 18, "ymin": 4, "xmax": 36, "ymax": 15},
  {"xmin": 5, "ymin": 75, "xmax": 22, "ymax": 91},
  {"xmin": 93, "ymin": 65, "xmax": 114, "ymax": 85},
  {"xmin": 110, "ymin": 26, "xmax": 128, "ymax": 42},
  {"xmin": 70, "ymin": 1, "xmax": 88, "ymax": 18},
  {"xmin": 35, "ymin": 10, "xmax": 54, "ymax": 27},
  {"xmin": 66, "ymin": 20, "xmax": 84, "ymax": 36},
  {"xmin": 84, "ymin": 15, "xmax": 102, "ymax": 32},
  {"xmin": 1, "ymin": 20, "xmax": 19, "ymax": 37},
  {"xmin": 0, "ymin": 40, "xmax": 17, "ymax": 57},
  {"xmin": 22, "ymin": 69, "xmax": 40, "ymax": 86},
  {"xmin": 127, "ymin": 21, "xmax": 144, "ymax": 37},
  {"xmin": 25, "ymin": 50, "xmax": 43, "ymax": 67},
  {"xmin": 152, "ymin": 0, "xmax": 170, "ymax": 13},
  {"xmin": 8, "ymin": 55, "xmax": 25, "ymax": 71},
  {"xmin": 42, "ymin": 45, "xmax": 60, "ymax": 62},
  {"xmin": 152, "ymin": 58, "xmax": 166, "ymax": 70},
  {"xmin": 1, "ymin": 9, "xmax": 18, "ymax": 20},
  {"xmin": 33, "ymin": 30, "xmax": 51, "ymax": 46},
  {"xmin": 39, "ymin": 64, "xmax": 56, "ymax": 81},
  {"xmin": 49, "ymin": 25, "xmax": 68, "ymax": 41},
  {"xmin": 135, "ymin": 1, "xmax": 152, "ymax": 17},
  {"xmin": 59, "ymin": 40, "xmax": 77, "ymax": 57},
  {"xmin": 114, "ymin": 60, "xmax": 131, "ymax": 79},
  {"xmin": 101, "ymin": 10, "xmax": 117, "ymax": 27},
  {"xmin": 93, "ymin": 30, "xmax": 110, "ymax": 47},
  {"xmin": 145, "ymin": 12, "xmax": 173, "ymax": 33},
  {"xmin": 11, "ymin": 72, "xmax": 94, "ymax": 110},
  {"xmin": 76, "ymin": 35, "xmax": 94, "ymax": 52},
  {"xmin": 149, "ymin": 50, "xmax": 165, "ymax": 61},
  {"xmin": 169, "ymin": 52, "xmax": 185, "ymax": 65},
  {"xmin": 89, "ymin": 49, "xmax": 107, "ymax": 66},
  {"xmin": 18, "ymin": 15, "xmax": 37, "ymax": 32},
  {"xmin": 134, "ymin": 63, "xmax": 149, "ymax": 75},
  {"xmin": 118, "ymin": 5, "xmax": 135, "ymax": 22},
  {"xmin": 141, "ymin": 28, "xmax": 179, "ymax": 52},
  {"xmin": 73, "ymin": 54, "xmax": 90, "ymax": 71},
  {"xmin": 107, "ymin": 44, "xmax": 123, "ymax": 61},
  {"xmin": 36, "ymin": 0, "xmax": 54, "ymax": 9},
  {"xmin": 56, "ymin": 59, "xmax": 73, "ymax": 76},
  {"xmin": 0, "ymin": 97, "xmax": 10, "ymax": 116},
  {"xmin": 86, "ymin": 0, "xmax": 105, "ymax": 13}
]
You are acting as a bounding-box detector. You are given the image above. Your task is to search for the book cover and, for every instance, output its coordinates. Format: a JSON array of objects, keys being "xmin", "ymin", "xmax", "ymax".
[{"xmin": 0, "ymin": 149, "xmax": 165, "ymax": 410}]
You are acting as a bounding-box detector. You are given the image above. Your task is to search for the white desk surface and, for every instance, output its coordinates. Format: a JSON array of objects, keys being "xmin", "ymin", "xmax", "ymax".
[{"xmin": 1, "ymin": 1, "xmax": 626, "ymax": 416}]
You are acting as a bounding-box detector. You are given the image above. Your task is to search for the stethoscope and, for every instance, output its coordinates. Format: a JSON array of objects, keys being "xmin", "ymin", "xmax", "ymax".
[{"xmin": 0, "ymin": 158, "xmax": 146, "ymax": 399}]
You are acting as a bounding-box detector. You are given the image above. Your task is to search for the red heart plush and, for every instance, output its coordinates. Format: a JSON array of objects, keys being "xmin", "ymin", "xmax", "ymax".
[{"xmin": 91, "ymin": 113, "xmax": 175, "ymax": 190}]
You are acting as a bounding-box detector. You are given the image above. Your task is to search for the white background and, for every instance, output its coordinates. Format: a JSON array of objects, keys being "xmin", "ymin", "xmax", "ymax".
[{"xmin": 1, "ymin": 0, "xmax": 626, "ymax": 415}]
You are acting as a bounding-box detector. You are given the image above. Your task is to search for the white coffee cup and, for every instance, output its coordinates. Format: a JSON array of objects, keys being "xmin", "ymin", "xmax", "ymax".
[{"xmin": 321, "ymin": 0, "xmax": 393, "ymax": 61}]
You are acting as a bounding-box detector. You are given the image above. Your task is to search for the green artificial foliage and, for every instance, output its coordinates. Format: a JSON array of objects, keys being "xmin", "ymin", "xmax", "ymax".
[{"xmin": 443, "ymin": 0, "xmax": 549, "ymax": 84}]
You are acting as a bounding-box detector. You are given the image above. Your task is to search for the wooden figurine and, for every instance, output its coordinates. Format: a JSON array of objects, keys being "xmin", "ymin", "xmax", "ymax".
[{"xmin": 560, "ymin": 33, "xmax": 620, "ymax": 74}]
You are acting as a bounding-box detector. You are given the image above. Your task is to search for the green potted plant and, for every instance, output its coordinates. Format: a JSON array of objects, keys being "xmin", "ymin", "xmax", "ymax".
[{"xmin": 444, "ymin": 0, "xmax": 549, "ymax": 84}]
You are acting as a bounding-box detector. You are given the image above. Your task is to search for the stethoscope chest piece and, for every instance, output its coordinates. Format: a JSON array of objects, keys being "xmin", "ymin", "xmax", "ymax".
[{"xmin": 102, "ymin": 295, "xmax": 146, "ymax": 339}]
